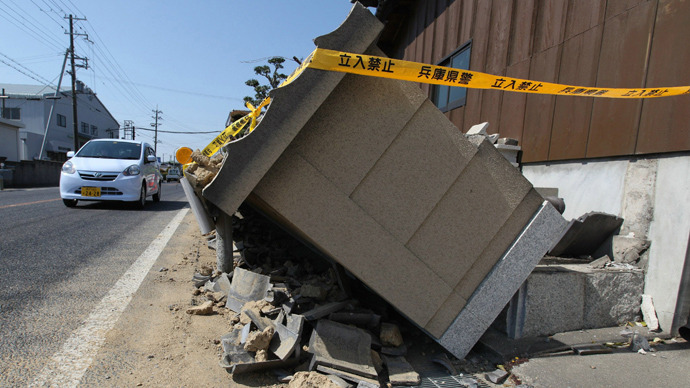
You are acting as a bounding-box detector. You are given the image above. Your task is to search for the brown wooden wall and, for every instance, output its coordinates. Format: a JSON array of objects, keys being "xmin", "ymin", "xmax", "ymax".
[{"xmin": 382, "ymin": 0, "xmax": 690, "ymax": 163}]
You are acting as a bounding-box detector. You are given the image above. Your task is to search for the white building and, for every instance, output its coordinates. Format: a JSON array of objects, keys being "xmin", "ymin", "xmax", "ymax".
[{"xmin": 0, "ymin": 82, "xmax": 119, "ymax": 162}]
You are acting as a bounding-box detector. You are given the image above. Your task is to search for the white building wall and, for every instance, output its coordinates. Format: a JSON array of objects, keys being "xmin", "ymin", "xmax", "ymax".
[
  {"xmin": 522, "ymin": 153, "xmax": 690, "ymax": 334},
  {"xmin": 0, "ymin": 119, "xmax": 21, "ymax": 162}
]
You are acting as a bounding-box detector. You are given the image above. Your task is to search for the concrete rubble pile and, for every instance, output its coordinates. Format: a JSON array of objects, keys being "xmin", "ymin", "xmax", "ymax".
[
  {"xmin": 190, "ymin": 204, "xmax": 423, "ymax": 386},
  {"xmin": 180, "ymin": 2, "xmax": 567, "ymax": 381}
]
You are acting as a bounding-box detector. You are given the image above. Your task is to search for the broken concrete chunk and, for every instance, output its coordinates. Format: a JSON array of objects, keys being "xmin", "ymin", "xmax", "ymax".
[
  {"xmin": 242, "ymin": 301, "xmax": 274, "ymax": 331},
  {"xmin": 227, "ymin": 356, "xmax": 301, "ymax": 375},
  {"xmin": 288, "ymin": 371, "xmax": 343, "ymax": 388},
  {"xmin": 255, "ymin": 349, "xmax": 269, "ymax": 362},
  {"xmin": 613, "ymin": 236, "xmax": 650, "ymax": 263},
  {"xmin": 226, "ymin": 267, "xmax": 272, "ymax": 313},
  {"xmin": 220, "ymin": 344, "xmax": 255, "ymax": 368},
  {"xmin": 589, "ymin": 255, "xmax": 612, "ymax": 269},
  {"xmin": 380, "ymin": 344, "xmax": 407, "ymax": 356},
  {"xmin": 200, "ymin": 265, "xmax": 213, "ymax": 276},
  {"xmin": 206, "ymin": 291, "xmax": 226, "ymax": 303},
  {"xmin": 302, "ymin": 300, "xmax": 352, "ymax": 321},
  {"xmin": 629, "ymin": 331, "xmax": 651, "ymax": 352},
  {"xmin": 308, "ymin": 320, "xmax": 378, "ymax": 379},
  {"xmin": 571, "ymin": 344, "xmax": 613, "ymax": 355},
  {"xmin": 300, "ymin": 284, "xmax": 329, "ymax": 300},
  {"xmin": 240, "ymin": 323, "xmax": 251, "ymax": 344},
  {"xmin": 185, "ymin": 300, "xmax": 214, "ymax": 315},
  {"xmin": 430, "ymin": 353, "xmax": 457, "ymax": 375},
  {"xmin": 549, "ymin": 212, "xmax": 623, "ymax": 257},
  {"xmin": 329, "ymin": 312, "xmax": 381, "ymax": 330},
  {"xmin": 244, "ymin": 326, "xmax": 276, "ymax": 352},
  {"xmin": 497, "ymin": 137, "xmax": 519, "ymax": 146},
  {"xmin": 381, "ymin": 355, "xmax": 420, "ymax": 386},
  {"xmin": 192, "ymin": 273, "xmax": 210, "ymax": 288},
  {"xmin": 370, "ymin": 350, "xmax": 383, "ymax": 374},
  {"xmin": 327, "ymin": 374, "xmax": 353, "ymax": 388},
  {"xmin": 214, "ymin": 272, "xmax": 232, "ymax": 294},
  {"xmin": 270, "ymin": 314, "xmax": 305, "ymax": 361},
  {"xmin": 641, "ymin": 294, "xmax": 660, "ymax": 331},
  {"xmin": 485, "ymin": 368, "xmax": 509, "ymax": 384},
  {"xmin": 466, "ymin": 122, "xmax": 489, "ymax": 136},
  {"xmin": 316, "ymin": 366, "xmax": 380, "ymax": 387},
  {"xmin": 191, "ymin": 149, "xmax": 211, "ymax": 167},
  {"xmin": 379, "ymin": 323, "xmax": 403, "ymax": 347}
]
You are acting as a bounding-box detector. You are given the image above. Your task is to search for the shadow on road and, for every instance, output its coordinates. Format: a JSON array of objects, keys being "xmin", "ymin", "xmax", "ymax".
[{"xmin": 71, "ymin": 199, "xmax": 189, "ymax": 212}]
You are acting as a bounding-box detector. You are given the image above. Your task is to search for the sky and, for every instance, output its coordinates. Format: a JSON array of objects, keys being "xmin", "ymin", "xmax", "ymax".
[{"xmin": 0, "ymin": 0, "xmax": 358, "ymax": 162}]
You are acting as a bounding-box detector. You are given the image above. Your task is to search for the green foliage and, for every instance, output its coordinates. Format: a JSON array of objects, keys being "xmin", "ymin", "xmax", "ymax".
[{"xmin": 244, "ymin": 57, "xmax": 288, "ymax": 106}]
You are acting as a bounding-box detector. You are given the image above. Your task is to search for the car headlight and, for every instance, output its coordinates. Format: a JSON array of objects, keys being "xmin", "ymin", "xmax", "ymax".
[
  {"xmin": 62, "ymin": 161, "xmax": 75, "ymax": 174},
  {"xmin": 123, "ymin": 164, "xmax": 141, "ymax": 176}
]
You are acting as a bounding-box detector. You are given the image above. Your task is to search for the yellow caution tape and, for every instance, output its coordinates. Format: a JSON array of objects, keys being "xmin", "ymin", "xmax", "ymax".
[
  {"xmin": 194, "ymin": 47, "xmax": 690, "ymax": 157},
  {"xmin": 201, "ymin": 97, "xmax": 272, "ymax": 157},
  {"xmin": 308, "ymin": 48, "xmax": 690, "ymax": 99}
]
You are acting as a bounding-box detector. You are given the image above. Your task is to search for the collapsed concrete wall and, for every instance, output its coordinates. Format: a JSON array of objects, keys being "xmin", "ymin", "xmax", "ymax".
[{"xmin": 202, "ymin": 3, "xmax": 566, "ymax": 359}]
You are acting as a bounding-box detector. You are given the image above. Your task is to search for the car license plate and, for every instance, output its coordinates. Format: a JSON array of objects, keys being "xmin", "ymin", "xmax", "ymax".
[{"xmin": 81, "ymin": 187, "xmax": 101, "ymax": 197}]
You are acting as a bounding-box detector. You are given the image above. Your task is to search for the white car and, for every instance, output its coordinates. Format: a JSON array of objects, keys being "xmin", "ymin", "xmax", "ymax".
[
  {"xmin": 166, "ymin": 167, "xmax": 182, "ymax": 182},
  {"xmin": 59, "ymin": 139, "xmax": 162, "ymax": 209}
]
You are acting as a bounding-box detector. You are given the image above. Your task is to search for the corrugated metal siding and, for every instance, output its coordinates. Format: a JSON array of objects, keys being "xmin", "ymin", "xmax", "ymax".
[{"xmin": 384, "ymin": 0, "xmax": 689, "ymax": 162}]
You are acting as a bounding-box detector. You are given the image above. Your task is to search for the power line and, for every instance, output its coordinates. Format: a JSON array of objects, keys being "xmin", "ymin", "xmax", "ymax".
[
  {"xmin": 134, "ymin": 127, "xmax": 219, "ymax": 135},
  {"xmin": 0, "ymin": 0, "xmax": 65, "ymax": 49}
]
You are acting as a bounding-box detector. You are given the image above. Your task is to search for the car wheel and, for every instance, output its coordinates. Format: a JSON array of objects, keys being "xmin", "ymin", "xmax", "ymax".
[
  {"xmin": 153, "ymin": 180, "xmax": 161, "ymax": 202},
  {"xmin": 134, "ymin": 183, "xmax": 146, "ymax": 209},
  {"xmin": 63, "ymin": 199, "xmax": 78, "ymax": 207}
]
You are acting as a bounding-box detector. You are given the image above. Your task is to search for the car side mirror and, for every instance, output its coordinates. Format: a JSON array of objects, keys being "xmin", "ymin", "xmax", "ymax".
[
  {"xmin": 147, "ymin": 155, "xmax": 156, "ymax": 163},
  {"xmin": 67, "ymin": 151, "xmax": 75, "ymax": 158}
]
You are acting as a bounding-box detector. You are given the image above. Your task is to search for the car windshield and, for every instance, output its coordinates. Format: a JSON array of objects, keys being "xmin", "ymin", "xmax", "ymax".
[{"xmin": 76, "ymin": 141, "xmax": 141, "ymax": 160}]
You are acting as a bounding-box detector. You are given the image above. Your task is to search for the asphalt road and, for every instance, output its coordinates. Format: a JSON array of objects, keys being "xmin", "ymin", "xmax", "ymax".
[{"xmin": 0, "ymin": 182, "xmax": 188, "ymax": 386}]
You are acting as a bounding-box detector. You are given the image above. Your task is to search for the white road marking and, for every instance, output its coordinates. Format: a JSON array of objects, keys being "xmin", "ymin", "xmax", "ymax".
[{"xmin": 29, "ymin": 208, "xmax": 190, "ymax": 387}]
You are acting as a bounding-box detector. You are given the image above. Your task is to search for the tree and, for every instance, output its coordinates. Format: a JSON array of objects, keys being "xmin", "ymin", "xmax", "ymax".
[{"xmin": 244, "ymin": 57, "xmax": 288, "ymax": 107}]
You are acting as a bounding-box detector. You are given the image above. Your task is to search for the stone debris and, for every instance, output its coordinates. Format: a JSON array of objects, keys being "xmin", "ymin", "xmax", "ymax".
[
  {"xmin": 289, "ymin": 371, "xmax": 343, "ymax": 388},
  {"xmin": 629, "ymin": 331, "xmax": 652, "ymax": 353},
  {"xmin": 641, "ymin": 294, "xmax": 660, "ymax": 331},
  {"xmin": 185, "ymin": 300, "xmax": 214, "ymax": 315},
  {"xmin": 379, "ymin": 323, "xmax": 403, "ymax": 347},
  {"xmin": 183, "ymin": 149, "xmax": 223, "ymax": 189},
  {"xmin": 484, "ymin": 368, "xmax": 509, "ymax": 384},
  {"xmin": 244, "ymin": 326, "xmax": 275, "ymax": 352},
  {"xmin": 381, "ymin": 355, "xmax": 420, "ymax": 386},
  {"xmin": 549, "ymin": 212, "xmax": 624, "ymax": 258}
]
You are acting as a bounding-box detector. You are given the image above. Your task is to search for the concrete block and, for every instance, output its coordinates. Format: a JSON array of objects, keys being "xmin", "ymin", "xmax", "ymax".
[
  {"xmin": 583, "ymin": 271, "xmax": 643, "ymax": 328},
  {"xmin": 549, "ymin": 212, "xmax": 624, "ymax": 257},
  {"xmin": 308, "ymin": 320, "xmax": 378, "ymax": 379},
  {"xmin": 202, "ymin": 3, "xmax": 566, "ymax": 359},
  {"xmin": 485, "ymin": 369, "xmax": 510, "ymax": 384},
  {"xmin": 350, "ymin": 100, "xmax": 476, "ymax": 243},
  {"xmin": 316, "ymin": 365, "xmax": 381, "ymax": 387},
  {"xmin": 253, "ymin": 152, "xmax": 451, "ymax": 326},
  {"xmin": 270, "ymin": 313, "xmax": 305, "ymax": 360},
  {"xmin": 202, "ymin": 3, "xmax": 383, "ymax": 215},
  {"xmin": 641, "ymin": 294, "xmax": 660, "ymax": 331},
  {"xmin": 226, "ymin": 267, "xmax": 271, "ymax": 313},
  {"xmin": 290, "ymin": 67, "xmax": 427, "ymax": 196},
  {"xmin": 381, "ymin": 355, "xmax": 420, "ymax": 386},
  {"xmin": 439, "ymin": 202, "xmax": 567, "ymax": 358},
  {"xmin": 503, "ymin": 264, "xmax": 645, "ymax": 338},
  {"xmin": 466, "ymin": 122, "xmax": 489, "ymax": 136},
  {"xmin": 510, "ymin": 272, "xmax": 586, "ymax": 338}
]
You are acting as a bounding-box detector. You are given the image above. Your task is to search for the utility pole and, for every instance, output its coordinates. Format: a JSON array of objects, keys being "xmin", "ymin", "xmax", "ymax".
[
  {"xmin": 66, "ymin": 14, "xmax": 88, "ymax": 152},
  {"xmin": 39, "ymin": 49, "xmax": 69, "ymax": 160},
  {"xmin": 123, "ymin": 120, "xmax": 134, "ymax": 140},
  {"xmin": 151, "ymin": 106, "xmax": 162, "ymax": 155}
]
